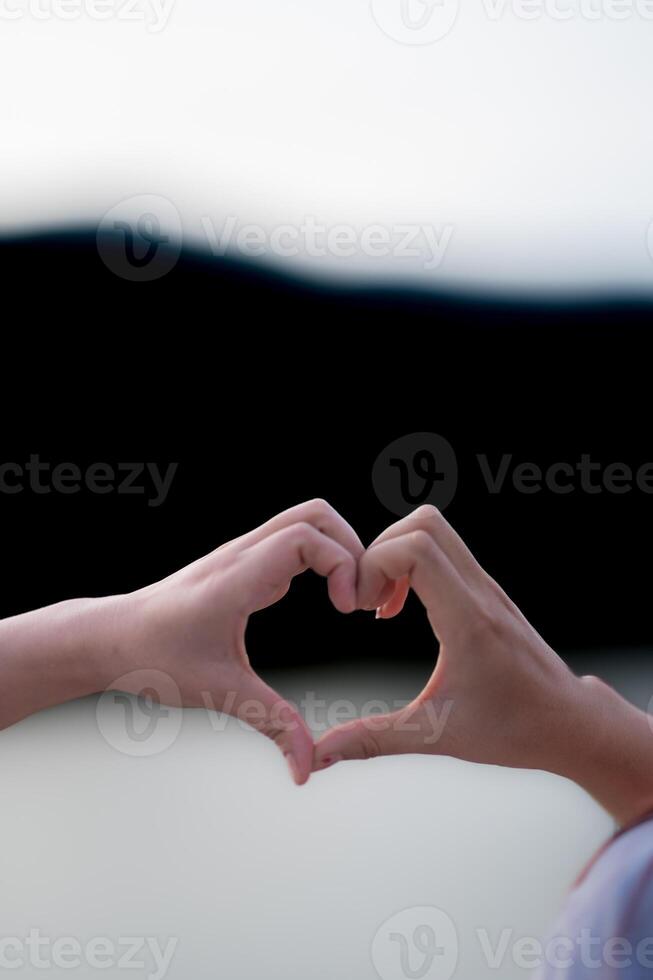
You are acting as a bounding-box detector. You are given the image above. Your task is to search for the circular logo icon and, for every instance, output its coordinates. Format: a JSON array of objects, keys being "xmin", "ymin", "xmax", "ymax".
[
  {"xmin": 371, "ymin": 0, "xmax": 459, "ymax": 45},
  {"xmin": 372, "ymin": 432, "xmax": 458, "ymax": 517},
  {"xmin": 97, "ymin": 194, "xmax": 182, "ymax": 282},
  {"xmin": 372, "ymin": 906, "xmax": 459, "ymax": 980},
  {"xmin": 96, "ymin": 669, "xmax": 183, "ymax": 757}
]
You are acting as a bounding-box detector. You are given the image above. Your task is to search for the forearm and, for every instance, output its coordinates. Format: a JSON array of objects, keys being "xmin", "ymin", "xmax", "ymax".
[
  {"xmin": 0, "ymin": 597, "xmax": 122, "ymax": 730},
  {"xmin": 556, "ymin": 675, "xmax": 653, "ymax": 827}
]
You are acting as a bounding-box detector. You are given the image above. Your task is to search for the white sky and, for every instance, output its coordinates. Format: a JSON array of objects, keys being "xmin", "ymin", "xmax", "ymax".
[{"xmin": 2, "ymin": 0, "xmax": 653, "ymax": 293}]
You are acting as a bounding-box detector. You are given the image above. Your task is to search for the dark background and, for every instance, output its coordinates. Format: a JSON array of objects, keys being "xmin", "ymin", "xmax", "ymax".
[{"xmin": 3, "ymin": 230, "xmax": 652, "ymax": 671}]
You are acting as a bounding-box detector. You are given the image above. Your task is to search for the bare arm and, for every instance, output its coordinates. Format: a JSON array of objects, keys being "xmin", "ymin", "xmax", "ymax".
[{"xmin": 0, "ymin": 598, "xmax": 120, "ymax": 730}]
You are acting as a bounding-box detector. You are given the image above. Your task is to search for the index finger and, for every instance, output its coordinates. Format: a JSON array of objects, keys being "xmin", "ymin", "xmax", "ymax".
[
  {"xmin": 370, "ymin": 505, "xmax": 485, "ymax": 589},
  {"xmin": 357, "ymin": 530, "xmax": 474, "ymax": 641},
  {"xmin": 213, "ymin": 499, "xmax": 365, "ymax": 563},
  {"xmin": 233, "ymin": 522, "xmax": 359, "ymax": 615}
]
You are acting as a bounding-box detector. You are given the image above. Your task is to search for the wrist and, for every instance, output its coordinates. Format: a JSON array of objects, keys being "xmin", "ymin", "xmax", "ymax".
[
  {"xmin": 559, "ymin": 674, "xmax": 653, "ymax": 826},
  {"xmin": 0, "ymin": 594, "xmax": 130, "ymax": 730},
  {"xmin": 29, "ymin": 594, "xmax": 130, "ymax": 698},
  {"xmin": 72, "ymin": 594, "xmax": 132, "ymax": 693}
]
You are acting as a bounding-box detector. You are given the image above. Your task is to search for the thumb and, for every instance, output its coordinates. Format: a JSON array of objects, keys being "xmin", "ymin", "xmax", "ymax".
[
  {"xmin": 229, "ymin": 674, "xmax": 314, "ymax": 785},
  {"xmin": 312, "ymin": 709, "xmax": 405, "ymax": 771},
  {"xmin": 313, "ymin": 699, "xmax": 452, "ymax": 771},
  {"xmin": 376, "ymin": 576, "xmax": 411, "ymax": 620}
]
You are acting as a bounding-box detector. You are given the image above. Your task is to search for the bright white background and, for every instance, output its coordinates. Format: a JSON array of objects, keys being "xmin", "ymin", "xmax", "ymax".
[{"xmin": 1, "ymin": 0, "xmax": 653, "ymax": 292}]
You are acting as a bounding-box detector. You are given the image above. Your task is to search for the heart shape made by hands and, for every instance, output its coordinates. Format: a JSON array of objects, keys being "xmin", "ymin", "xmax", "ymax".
[{"xmin": 112, "ymin": 499, "xmax": 579, "ymax": 787}]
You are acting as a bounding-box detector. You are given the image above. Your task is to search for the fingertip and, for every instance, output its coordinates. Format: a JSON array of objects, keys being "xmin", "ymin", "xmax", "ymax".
[
  {"xmin": 329, "ymin": 589, "xmax": 356, "ymax": 615},
  {"xmin": 312, "ymin": 752, "xmax": 343, "ymax": 773},
  {"xmin": 376, "ymin": 603, "xmax": 402, "ymax": 620},
  {"xmin": 378, "ymin": 577, "xmax": 411, "ymax": 619},
  {"xmin": 285, "ymin": 750, "xmax": 310, "ymax": 785},
  {"xmin": 357, "ymin": 578, "xmax": 395, "ymax": 615},
  {"xmin": 328, "ymin": 563, "xmax": 357, "ymax": 614},
  {"xmin": 313, "ymin": 727, "xmax": 354, "ymax": 770},
  {"xmin": 271, "ymin": 703, "xmax": 314, "ymax": 785}
]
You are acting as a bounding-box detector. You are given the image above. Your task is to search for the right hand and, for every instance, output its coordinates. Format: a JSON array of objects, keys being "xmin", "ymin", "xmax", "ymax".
[{"xmin": 314, "ymin": 505, "xmax": 587, "ymax": 775}]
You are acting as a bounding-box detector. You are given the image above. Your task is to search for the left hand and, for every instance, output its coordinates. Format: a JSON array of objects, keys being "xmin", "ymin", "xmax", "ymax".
[{"xmin": 109, "ymin": 500, "xmax": 364, "ymax": 784}]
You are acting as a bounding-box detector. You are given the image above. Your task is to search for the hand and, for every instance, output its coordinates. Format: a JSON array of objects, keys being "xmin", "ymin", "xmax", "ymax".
[
  {"xmin": 109, "ymin": 500, "xmax": 364, "ymax": 784},
  {"xmin": 313, "ymin": 506, "xmax": 653, "ymax": 825},
  {"xmin": 0, "ymin": 500, "xmax": 363, "ymax": 786},
  {"xmin": 314, "ymin": 504, "xmax": 580, "ymax": 770}
]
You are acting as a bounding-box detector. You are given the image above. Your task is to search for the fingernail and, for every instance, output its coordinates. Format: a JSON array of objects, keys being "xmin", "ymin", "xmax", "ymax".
[
  {"xmin": 375, "ymin": 608, "xmax": 382, "ymax": 619},
  {"xmin": 284, "ymin": 752, "xmax": 302, "ymax": 785}
]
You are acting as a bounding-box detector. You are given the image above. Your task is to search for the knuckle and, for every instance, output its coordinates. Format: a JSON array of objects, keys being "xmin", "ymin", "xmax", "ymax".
[
  {"xmin": 413, "ymin": 504, "xmax": 441, "ymax": 522},
  {"xmin": 409, "ymin": 529, "xmax": 436, "ymax": 558},
  {"xmin": 411, "ymin": 516, "xmax": 441, "ymax": 540},
  {"xmin": 260, "ymin": 710, "xmax": 298, "ymax": 743},
  {"xmin": 288, "ymin": 520, "xmax": 315, "ymax": 542},
  {"xmin": 305, "ymin": 497, "xmax": 333, "ymax": 521},
  {"xmin": 259, "ymin": 718, "xmax": 286, "ymax": 743},
  {"xmin": 359, "ymin": 730, "xmax": 383, "ymax": 761}
]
